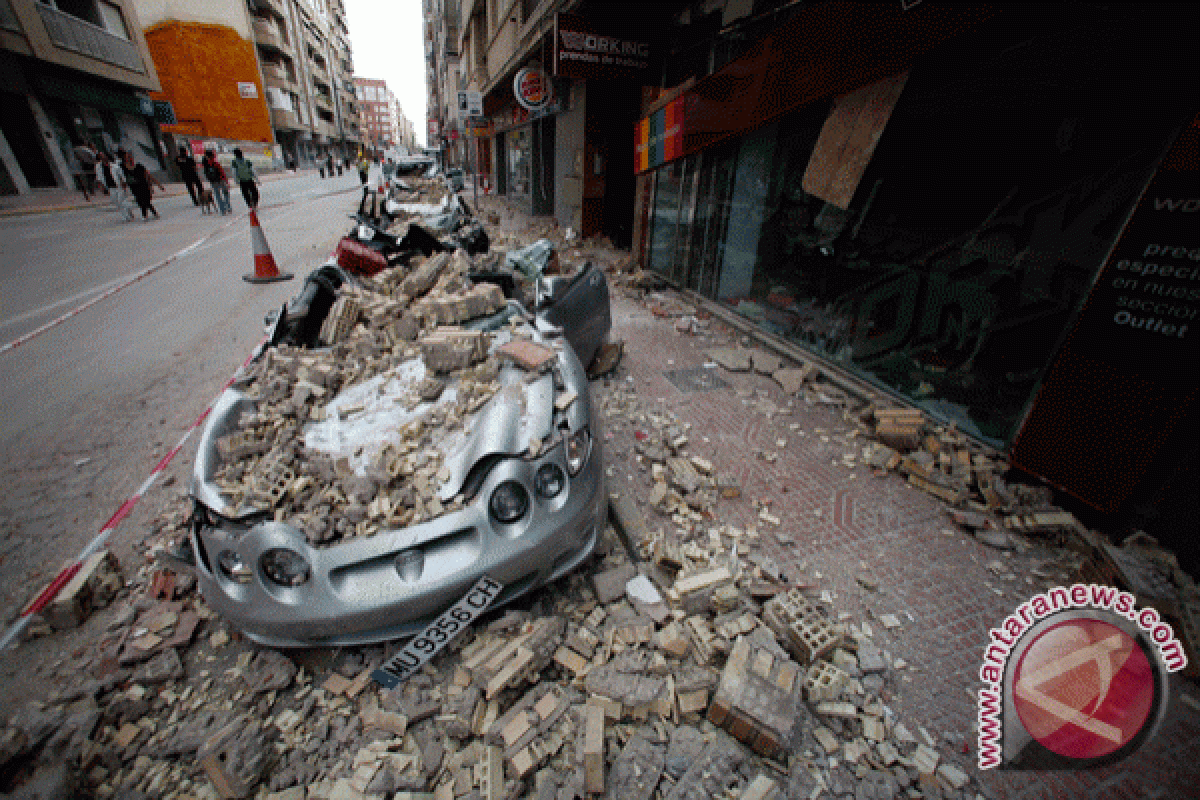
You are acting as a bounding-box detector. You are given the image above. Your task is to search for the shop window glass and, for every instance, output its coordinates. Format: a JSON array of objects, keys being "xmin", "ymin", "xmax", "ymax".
[
  {"xmin": 716, "ymin": 120, "xmax": 780, "ymax": 302},
  {"xmin": 708, "ymin": 28, "xmax": 1186, "ymax": 446},
  {"xmin": 668, "ymin": 154, "xmax": 701, "ymax": 285},
  {"xmin": 646, "ymin": 159, "xmax": 683, "ymax": 278},
  {"xmin": 507, "ymin": 127, "xmax": 531, "ymax": 196},
  {"xmin": 689, "ymin": 142, "xmax": 739, "ymax": 297}
]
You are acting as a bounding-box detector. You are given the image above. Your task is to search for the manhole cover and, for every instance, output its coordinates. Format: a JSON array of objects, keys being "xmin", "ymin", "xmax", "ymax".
[{"xmin": 664, "ymin": 367, "xmax": 730, "ymax": 393}]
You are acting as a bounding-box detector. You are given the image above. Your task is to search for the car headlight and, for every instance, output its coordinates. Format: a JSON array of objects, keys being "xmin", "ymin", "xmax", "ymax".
[
  {"xmin": 565, "ymin": 430, "xmax": 590, "ymax": 476},
  {"xmin": 260, "ymin": 548, "xmax": 310, "ymax": 587},
  {"xmin": 535, "ymin": 464, "xmax": 565, "ymax": 498},
  {"xmin": 490, "ymin": 481, "xmax": 529, "ymax": 523},
  {"xmin": 217, "ymin": 550, "xmax": 253, "ymax": 584}
]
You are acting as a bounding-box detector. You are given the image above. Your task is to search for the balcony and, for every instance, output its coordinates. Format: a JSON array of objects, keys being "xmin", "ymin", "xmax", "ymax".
[
  {"xmin": 269, "ymin": 107, "xmax": 305, "ymax": 132},
  {"xmin": 252, "ymin": 19, "xmax": 292, "ymax": 55},
  {"xmin": 250, "ymin": 0, "xmax": 285, "ymax": 19},
  {"xmin": 36, "ymin": 4, "xmax": 145, "ymax": 73},
  {"xmin": 261, "ymin": 63, "xmax": 294, "ymax": 91},
  {"xmin": 304, "ymin": 30, "xmax": 323, "ymax": 56},
  {"xmin": 312, "ymin": 93, "xmax": 333, "ymax": 113}
]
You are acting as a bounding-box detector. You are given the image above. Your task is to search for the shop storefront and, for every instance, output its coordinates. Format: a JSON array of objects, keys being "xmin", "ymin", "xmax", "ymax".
[
  {"xmin": 491, "ymin": 65, "xmax": 560, "ymax": 217},
  {"xmin": 30, "ymin": 69, "xmax": 164, "ymax": 175},
  {"xmin": 635, "ymin": 1, "xmax": 1199, "ymax": 554},
  {"xmin": 505, "ymin": 124, "xmax": 531, "ymax": 197},
  {"xmin": 637, "ymin": 3, "xmax": 1194, "ymax": 449}
]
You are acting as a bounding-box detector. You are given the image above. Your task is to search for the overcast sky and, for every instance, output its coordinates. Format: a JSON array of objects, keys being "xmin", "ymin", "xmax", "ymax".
[{"xmin": 343, "ymin": 0, "xmax": 427, "ymax": 147}]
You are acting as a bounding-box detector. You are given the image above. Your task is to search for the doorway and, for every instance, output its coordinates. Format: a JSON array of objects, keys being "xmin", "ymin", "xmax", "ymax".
[{"xmin": 0, "ymin": 92, "xmax": 56, "ymax": 188}]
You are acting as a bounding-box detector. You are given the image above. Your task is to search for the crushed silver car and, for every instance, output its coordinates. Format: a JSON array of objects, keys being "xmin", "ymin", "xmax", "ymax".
[{"xmin": 187, "ymin": 248, "xmax": 611, "ymax": 647}]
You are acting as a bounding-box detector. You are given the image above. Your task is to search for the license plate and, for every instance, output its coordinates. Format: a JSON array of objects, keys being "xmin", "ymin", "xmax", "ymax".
[{"xmin": 372, "ymin": 575, "xmax": 504, "ymax": 689}]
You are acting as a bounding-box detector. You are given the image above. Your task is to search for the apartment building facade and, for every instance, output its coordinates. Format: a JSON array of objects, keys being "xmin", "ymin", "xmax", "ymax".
[
  {"xmin": 0, "ymin": 0, "xmax": 163, "ymax": 193},
  {"xmin": 354, "ymin": 76, "xmax": 410, "ymax": 157},
  {"xmin": 423, "ymin": 0, "xmax": 461, "ymax": 167},
  {"xmin": 136, "ymin": 0, "xmax": 361, "ymax": 172},
  {"xmin": 432, "ymin": 0, "xmax": 673, "ymax": 239}
]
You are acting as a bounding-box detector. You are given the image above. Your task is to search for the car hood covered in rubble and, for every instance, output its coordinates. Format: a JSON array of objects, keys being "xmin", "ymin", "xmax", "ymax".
[
  {"xmin": 194, "ymin": 324, "xmax": 585, "ymax": 510},
  {"xmin": 188, "ymin": 246, "xmax": 610, "ymax": 647}
]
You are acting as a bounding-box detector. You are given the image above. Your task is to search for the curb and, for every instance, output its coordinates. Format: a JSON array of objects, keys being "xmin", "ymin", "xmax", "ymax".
[
  {"xmin": 0, "ymin": 203, "xmax": 95, "ymax": 218},
  {"xmin": 0, "ymin": 173, "xmax": 327, "ymax": 217},
  {"xmin": 0, "ymin": 190, "xmax": 191, "ymax": 218}
]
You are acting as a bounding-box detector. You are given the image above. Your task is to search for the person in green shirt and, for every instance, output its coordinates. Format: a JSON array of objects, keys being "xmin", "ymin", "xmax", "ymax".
[{"xmin": 231, "ymin": 148, "xmax": 259, "ymax": 209}]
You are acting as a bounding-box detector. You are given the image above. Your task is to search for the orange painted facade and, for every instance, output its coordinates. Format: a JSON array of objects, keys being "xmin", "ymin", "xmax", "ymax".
[{"xmin": 145, "ymin": 21, "xmax": 273, "ymax": 143}]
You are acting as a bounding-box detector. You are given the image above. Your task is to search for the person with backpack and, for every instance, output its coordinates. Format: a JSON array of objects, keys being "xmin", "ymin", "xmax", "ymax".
[
  {"xmin": 202, "ymin": 149, "xmax": 232, "ymax": 215},
  {"xmin": 231, "ymin": 148, "xmax": 260, "ymax": 209}
]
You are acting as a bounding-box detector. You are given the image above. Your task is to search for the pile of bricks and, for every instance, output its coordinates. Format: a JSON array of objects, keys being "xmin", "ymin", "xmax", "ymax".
[{"xmin": 202, "ymin": 244, "xmax": 546, "ymax": 547}]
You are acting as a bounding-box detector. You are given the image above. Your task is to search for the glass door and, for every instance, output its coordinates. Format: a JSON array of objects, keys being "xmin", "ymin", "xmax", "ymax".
[
  {"xmin": 686, "ymin": 142, "xmax": 738, "ymax": 297},
  {"xmin": 671, "ymin": 154, "xmax": 701, "ymax": 287},
  {"xmin": 646, "ymin": 159, "xmax": 683, "ymax": 277}
]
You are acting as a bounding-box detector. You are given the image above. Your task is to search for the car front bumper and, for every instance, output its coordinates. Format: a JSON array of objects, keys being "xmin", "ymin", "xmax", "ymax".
[{"xmin": 190, "ymin": 433, "xmax": 604, "ymax": 648}]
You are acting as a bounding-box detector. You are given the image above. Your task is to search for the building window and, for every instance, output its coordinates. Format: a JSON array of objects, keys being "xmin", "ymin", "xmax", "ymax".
[
  {"xmin": 40, "ymin": 0, "xmax": 100, "ymax": 27},
  {"xmin": 97, "ymin": 0, "xmax": 127, "ymax": 38},
  {"xmin": 521, "ymin": 0, "xmax": 540, "ymax": 24},
  {"xmin": 507, "ymin": 127, "xmax": 530, "ymax": 196}
]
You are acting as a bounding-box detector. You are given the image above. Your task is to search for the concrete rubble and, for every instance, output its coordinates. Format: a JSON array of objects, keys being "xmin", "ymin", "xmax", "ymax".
[
  {"xmin": 205, "ymin": 247, "xmax": 536, "ymax": 548},
  {"xmin": 6, "ymin": 194, "xmax": 1197, "ymax": 800}
]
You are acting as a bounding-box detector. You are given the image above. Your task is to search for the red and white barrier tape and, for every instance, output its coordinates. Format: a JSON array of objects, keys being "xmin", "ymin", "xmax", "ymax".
[
  {"xmin": 0, "ymin": 339, "xmax": 265, "ymax": 650},
  {"xmin": 0, "ymin": 182, "xmax": 363, "ymax": 648}
]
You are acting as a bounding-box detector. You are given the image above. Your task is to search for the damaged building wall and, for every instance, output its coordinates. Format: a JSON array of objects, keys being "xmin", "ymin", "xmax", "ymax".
[{"xmin": 553, "ymin": 82, "xmax": 585, "ymax": 232}]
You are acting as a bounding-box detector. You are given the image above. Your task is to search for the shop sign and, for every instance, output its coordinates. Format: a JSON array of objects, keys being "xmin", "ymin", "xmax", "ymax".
[
  {"xmin": 153, "ymin": 100, "xmax": 177, "ymax": 125},
  {"xmin": 428, "ymin": 118, "xmax": 439, "ymax": 137},
  {"xmin": 1011, "ymin": 115, "xmax": 1200, "ymax": 512},
  {"xmin": 238, "ymin": 82, "xmax": 258, "ymax": 99},
  {"xmin": 514, "ymin": 67, "xmax": 552, "ymax": 112},
  {"xmin": 466, "ymin": 117, "xmax": 493, "ymax": 137},
  {"xmin": 33, "ymin": 74, "xmax": 146, "ymax": 116},
  {"xmin": 458, "ymin": 90, "xmax": 483, "ymax": 116},
  {"xmin": 634, "ymin": 96, "xmax": 684, "ymax": 173},
  {"xmin": 554, "ymin": 14, "xmax": 651, "ymax": 81}
]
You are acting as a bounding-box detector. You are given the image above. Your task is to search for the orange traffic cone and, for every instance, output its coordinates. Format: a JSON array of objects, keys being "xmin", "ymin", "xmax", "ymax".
[{"xmin": 243, "ymin": 208, "xmax": 293, "ymax": 284}]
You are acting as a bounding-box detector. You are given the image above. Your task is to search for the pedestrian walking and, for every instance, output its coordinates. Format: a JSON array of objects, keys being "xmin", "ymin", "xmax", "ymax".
[
  {"xmin": 231, "ymin": 148, "xmax": 260, "ymax": 209},
  {"xmin": 175, "ymin": 146, "xmax": 204, "ymax": 206},
  {"xmin": 327, "ymin": 153, "xmax": 335, "ymax": 179},
  {"xmin": 121, "ymin": 150, "xmax": 163, "ymax": 220},
  {"xmin": 201, "ymin": 149, "xmax": 233, "ymax": 215},
  {"xmin": 97, "ymin": 151, "xmax": 133, "ymax": 221},
  {"xmin": 357, "ymin": 154, "xmax": 369, "ymax": 186}
]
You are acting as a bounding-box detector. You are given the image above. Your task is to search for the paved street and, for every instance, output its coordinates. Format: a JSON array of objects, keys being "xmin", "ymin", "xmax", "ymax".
[{"xmin": 0, "ymin": 171, "xmax": 362, "ymax": 652}]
